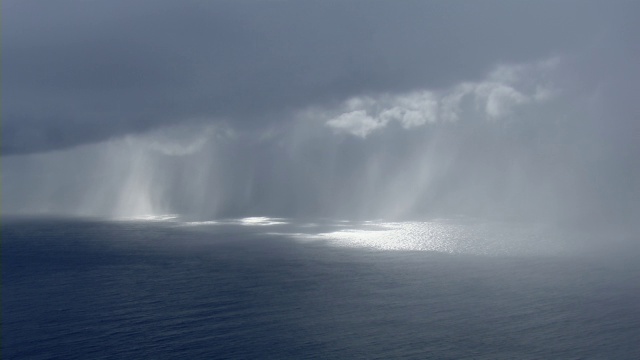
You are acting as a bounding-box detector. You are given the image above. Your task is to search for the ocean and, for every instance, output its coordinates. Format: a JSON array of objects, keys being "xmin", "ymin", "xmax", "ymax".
[{"xmin": 3, "ymin": 216, "xmax": 640, "ymax": 359}]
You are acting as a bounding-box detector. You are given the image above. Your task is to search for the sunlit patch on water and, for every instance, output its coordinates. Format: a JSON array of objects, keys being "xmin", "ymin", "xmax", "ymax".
[
  {"xmin": 238, "ymin": 217, "xmax": 289, "ymax": 226},
  {"xmin": 292, "ymin": 219, "xmax": 569, "ymax": 256},
  {"xmin": 309, "ymin": 222, "xmax": 461, "ymax": 252},
  {"xmin": 175, "ymin": 216, "xmax": 569, "ymax": 256},
  {"xmin": 117, "ymin": 214, "xmax": 180, "ymax": 221},
  {"xmin": 182, "ymin": 217, "xmax": 289, "ymax": 227}
]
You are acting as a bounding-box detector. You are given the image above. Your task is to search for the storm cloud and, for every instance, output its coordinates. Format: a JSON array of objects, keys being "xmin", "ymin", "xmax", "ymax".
[
  {"xmin": 5, "ymin": 0, "xmax": 635, "ymax": 154},
  {"xmin": 3, "ymin": 0, "xmax": 639, "ymax": 226}
]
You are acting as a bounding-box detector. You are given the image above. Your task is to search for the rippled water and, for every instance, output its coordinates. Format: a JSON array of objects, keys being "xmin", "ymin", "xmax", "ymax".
[{"xmin": 4, "ymin": 217, "xmax": 640, "ymax": 359}]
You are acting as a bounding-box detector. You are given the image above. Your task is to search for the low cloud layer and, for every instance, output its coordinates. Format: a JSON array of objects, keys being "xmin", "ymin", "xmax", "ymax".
[
  {"xmin": 321, "ymin": 59, "xmax": 558, "ymax": 137},
  {"xmin": 4, "ymin": 0, "xmax": 633, "ymax": 154}
]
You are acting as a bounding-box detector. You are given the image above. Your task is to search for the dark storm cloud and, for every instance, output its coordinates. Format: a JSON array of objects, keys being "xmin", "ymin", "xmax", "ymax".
[{"xmin": 3, "ymin": 0, "xmax": 627, "ymax": 155}]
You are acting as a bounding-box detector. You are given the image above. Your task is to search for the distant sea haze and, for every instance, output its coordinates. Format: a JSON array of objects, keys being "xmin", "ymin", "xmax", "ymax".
[{"xmin": 5, "ymin": 217, "xmax": 640, "ymax": 359}]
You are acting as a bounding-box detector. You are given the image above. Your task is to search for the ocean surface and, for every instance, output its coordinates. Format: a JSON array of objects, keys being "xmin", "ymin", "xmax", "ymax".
[{"xmin": 4, "ymin": 216, "xmax": 640, "ymax": 359}]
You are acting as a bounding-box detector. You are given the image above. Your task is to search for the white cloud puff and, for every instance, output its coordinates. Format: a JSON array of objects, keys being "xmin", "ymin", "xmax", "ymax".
[
  {"xmin": 321, "ymin": 58, "xmax": 559, "ymax": 137},
  {"xmin": 326, "ymin": 110, "xmax": 386, "ymax": 138}
]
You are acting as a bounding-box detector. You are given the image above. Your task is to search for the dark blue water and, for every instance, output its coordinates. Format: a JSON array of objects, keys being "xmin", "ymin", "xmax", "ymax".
[{"xmin": 4, "ymin": 217, "xmax": 640, "ymax": 359}]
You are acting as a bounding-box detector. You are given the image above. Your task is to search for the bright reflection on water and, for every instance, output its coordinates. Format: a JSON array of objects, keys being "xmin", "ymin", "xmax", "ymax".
[
  {"xmin": 238, "ymin": 217, "xmax": 289, "ymax": 226},
  {"xmin": 123, "ymin": 215, "xmax": 290, "ymax": 226},
  {"xmin": 182, "ymin": 217, "xmax": 290, "ymax": 226},
  {"xmin": 167, "ymin": 216, "xmax": 572, "ymax": 256},
  {"xmin": 303, "ymin": 220, "xmax": 567, "ymax": 255},
  {"xmin": 117, "ymin": 214, "xmax": 180, "ymax": 222}
]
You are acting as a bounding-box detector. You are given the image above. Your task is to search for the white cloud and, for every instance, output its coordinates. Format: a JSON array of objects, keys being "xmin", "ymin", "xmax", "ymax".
[
  {"xmin": 320, "ymin": 58, "xmax": 559, "ymax": 137},
  {"xmin": 326, "ymin": 110, "xmax": 386, "ymax": 138},
  {"xmin": 475, "ymin": 83, "xmax": 528, "ymax": 120}
]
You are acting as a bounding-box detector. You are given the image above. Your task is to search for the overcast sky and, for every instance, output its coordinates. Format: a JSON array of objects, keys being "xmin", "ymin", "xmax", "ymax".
[
  {"xmin": 3, "ymin": 1, "xmax": 639, "ymax": 223},
  {"xmin": 4, "ymin": 0, "xmax": 636, "ymax": 154}
]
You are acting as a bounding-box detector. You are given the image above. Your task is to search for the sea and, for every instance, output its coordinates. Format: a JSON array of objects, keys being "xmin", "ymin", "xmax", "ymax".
[{"xmin": 3, "ymin": 216, "xmax": 640, "ymax": 359}]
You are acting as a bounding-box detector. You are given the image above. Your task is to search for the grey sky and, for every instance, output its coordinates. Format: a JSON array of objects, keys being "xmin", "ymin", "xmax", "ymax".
[
  {"xmin": 3, "ymin": 1, "xmax": 639, "ymax": 225},
  {"xmin": 5, "ymin": 0, "xmax": 635, "ymax": 154}
]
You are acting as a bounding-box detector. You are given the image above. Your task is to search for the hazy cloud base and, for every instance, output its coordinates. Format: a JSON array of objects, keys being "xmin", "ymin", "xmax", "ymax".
[{"xmin": 3, "ymin": 1, "xmax": 639, "ymax": 227}]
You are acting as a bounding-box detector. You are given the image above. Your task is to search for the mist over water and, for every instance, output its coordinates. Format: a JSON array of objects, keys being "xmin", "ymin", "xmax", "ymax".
[
  {"xmin": 4, "ymin": 59, "xmax": 639, "ymax": 232},
  {"xmin": 4, "ymin": 0, "xmax": 639, "ymax": 234}
]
